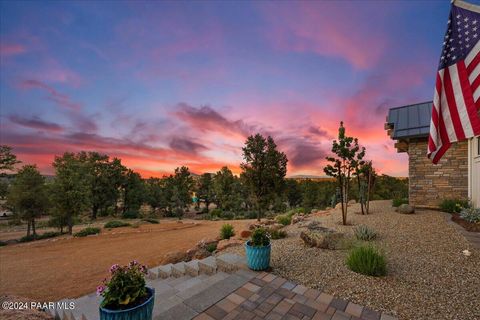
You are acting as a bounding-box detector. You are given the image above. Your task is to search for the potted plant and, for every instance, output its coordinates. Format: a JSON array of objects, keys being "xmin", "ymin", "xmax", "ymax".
[
  {"xmin": 245, "ymin": 227, "xmax": 271, "ymax": 270},
  {"xmin": 97, "ymin": 260, "xmax": 155, "ymax": 320}
]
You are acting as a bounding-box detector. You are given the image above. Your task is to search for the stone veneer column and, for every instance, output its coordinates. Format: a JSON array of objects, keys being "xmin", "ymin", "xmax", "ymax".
[{"xmin": 408, "ymin": 139, "xmax": 468, "ymax": 208}]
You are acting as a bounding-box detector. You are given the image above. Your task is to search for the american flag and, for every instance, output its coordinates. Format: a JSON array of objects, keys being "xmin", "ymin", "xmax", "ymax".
[{"xmin": 428, "ymin": 0, "xmax": 480, "ymax": 163}]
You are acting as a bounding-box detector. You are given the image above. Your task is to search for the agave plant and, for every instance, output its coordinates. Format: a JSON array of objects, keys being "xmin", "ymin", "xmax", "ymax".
[{"xmin": 354, "ymin": 225, "xmax": 377, "ymax": 241}]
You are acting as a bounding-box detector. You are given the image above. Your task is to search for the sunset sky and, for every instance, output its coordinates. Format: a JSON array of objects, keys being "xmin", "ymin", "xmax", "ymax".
[{"xmin": 0, "ymin": 1, "xmax": 464, "ymax": 177}]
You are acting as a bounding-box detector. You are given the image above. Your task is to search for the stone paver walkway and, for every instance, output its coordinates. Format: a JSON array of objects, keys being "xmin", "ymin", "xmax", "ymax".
[
  {"xmin": 50, "ymin": 253, "xmax": 397, "ymax": 320},
  {"xmin": 194, "ymin": 272, "xmax": 397, "ymax": 320},
  {"xmin": 441, "ymin": 211, "xmax": 480, "ymax": 249}
]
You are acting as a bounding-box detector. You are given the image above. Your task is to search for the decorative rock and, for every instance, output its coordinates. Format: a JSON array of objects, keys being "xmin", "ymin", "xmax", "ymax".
[
  {"xmin": 335, "ymin": 203, "xmax": 343, "ymax": 209},
  {"xmin": 300, "ymin": 230, "xmax": 345, "ymax": 250},
  {"xmin": 192, "ymin": 248, "xmax": 211, "ymax": 260},
  {"xmin": 263, "ymin": 219, "xmax": 276, "ymax": 225},
  {"xmin": 197, "ymin": 238, "xmax": 218, "ymax": 249},
  {"xmin": 163, "ymin": 250, "xmax": 187, "ymax": 264},
  {"xmin": 397, "ymin": 204, "xmax": 414, "ymax": 214},
  {"xmin": 292, "ymin": 214, "xmax": 306, "ymax": 224},
  {"xmin": 348, "ymin": 200, "xmax": 357, "ymax": 205},
  {"xmin": 217, "ymin": 238, "xmax": 244, "ymax": 251},
  {"xmin": 240, "ymin": 230, "xmax": 252, "ymax": 238}
]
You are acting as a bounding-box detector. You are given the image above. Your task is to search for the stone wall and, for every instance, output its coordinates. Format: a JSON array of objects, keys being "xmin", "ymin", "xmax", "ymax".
[{"xmin": 408, "ymin": 139, "xmax": 468, "ymax": 208}]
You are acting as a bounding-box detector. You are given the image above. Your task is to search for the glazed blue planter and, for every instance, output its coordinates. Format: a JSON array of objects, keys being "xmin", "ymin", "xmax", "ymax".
[
  {"xmin": 99, "ymin": 287, "xmax": 155, "ymax": 320},
  {"xmin": 245, "ymin": 241, "xmax": 271, "ymax": 271}
]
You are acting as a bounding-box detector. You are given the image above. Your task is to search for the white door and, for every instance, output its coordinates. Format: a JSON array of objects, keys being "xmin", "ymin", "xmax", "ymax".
[{"xmin": 472, "ymin": 137, "xmax": 480, "ymax": 208}]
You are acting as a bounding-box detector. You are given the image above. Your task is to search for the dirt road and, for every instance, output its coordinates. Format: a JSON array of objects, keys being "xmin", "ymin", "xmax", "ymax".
[{"xmin": 0, "ymin": 219, "xmax": 252, "ymax": 301}]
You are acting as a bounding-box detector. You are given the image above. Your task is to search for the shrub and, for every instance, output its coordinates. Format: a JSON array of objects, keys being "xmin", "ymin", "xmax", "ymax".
[
  {"xmin": 346, "ymin": 245, "xmax": 387, "ymax": 276},
  {"xmin": 74, "ymin": 227, "xmax": 101, "ymax": 237},
  {"xmin": 104, "ymin": 221, "xmax": 131, "ymax": 229},
  {"xmin": 19, "ymin": 234, "xmax": 37, "ymax": 242},
  {"xmin": 142, "ymin": 218, "xmax": 159, "ymax": 224},
  {"xmin": 122, "ymin": 210, "xmax": 139, "ymax": 219},
  {"xmin": 98, "ymin": 261, "xmax": 148, "ymax": 309},
  {"xmin": 392, "ymin": 198, "xmax": 408, "ymax": 207},
  {"xmin": 251, "ymin": 227, "xmax": 270, "ymax": 247},
  {"xmin": 439, "ymin": 199, "xmax": 470, "ymax": 213},
  {"xmin": 244, "ymin": 211, "xmax": 259, "ymax": 219},
  {"xmin": 220, "ymin": 211, "xmax": 235, "ymax": 220},
  {"xmin": 0, "ymin": 241, "xmax": 6, "ymax": 246},
  {"xmin": 210, "ymin": 208, "xmax": 223, "ymax": 218},
  {"xmin": 270, "ymin": 229, "xmax": 287, "ymax": 239},
  {"xmin": 276, "ymin": 214, "xmax": 292, "ymax": 226},
  {"xmin": 354, "ymin": 225, "xmax": 377, "ymax": 241},
  {"xmin": 460, "ymin": 207, "xmax": 480, "ymax": 223},
  {"xmin": 220, "ymin": 224, "xmax": 235, "ymax": 240},
  {"xmin": 206, "ymin": 243, "xmax": 217, "ymax": 253},
  {"xmin": 37, "ymin": 231, "xmax": 61, "ymax": 240}
]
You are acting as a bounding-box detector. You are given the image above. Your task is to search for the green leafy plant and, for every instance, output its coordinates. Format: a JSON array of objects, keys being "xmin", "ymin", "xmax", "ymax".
[
  {"xmin": 269, "ymin": 229, "xmax": 287, "ymax": 239},
  {"xmin": 104, "ymin": 220, "xmax": 131, "ymax": 229},
  {"xmin": 460, "ymin": 207, "xmax": 480, "ymax": 223},
  {"xmin": 220, "ymin": 223, "xmax": 235, "ymax": 240},
  {"xmin": 142, "ymin": 218, "xmax": 159, "ymax": 224},
  {"xmin": 97, "ymin": 260, "xmax": 148, "ymax": 309},
  {"xmin": 354, "ymin": 225, "xmax": 377, "ymax": 241},
  {"xmin": 20, "ymin": 231, "xmax": 62, "ymax": 242},
  {"xmin": 276, "ymin": 214, "xmax": 292, "ymax": 226},
  {"xmin": 346, "ymin": 245, "xmax": 386, "ymax": 276},
  {"xmin": 74, "ymin": 227, "xmax": 101, "ymax": 237},
  {"xmin": 439, "ymin": 199, "xmax": 470, "ymax": 214},
  {"xmin": 251, "ymin": 227, "xmax": 270, "ymax": 247},
  {"xmin": 206, "ymin": 243, "xmax": 217, "ymax": 253},
  {"xmin": 122, "ymin": 210, "xmax": 139, "ymax": 219},
  {"xmin": 392, "ymin": 198, "xmax": 408, "ymax": 207}
]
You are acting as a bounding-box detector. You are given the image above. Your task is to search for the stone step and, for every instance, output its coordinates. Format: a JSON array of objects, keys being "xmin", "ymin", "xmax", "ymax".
[
  {"xmin": 175, "ymin": 271, "xmax": 230, "ymax": 300},
  {"xmin": 158, "ymin": 263, "xmax": 173, "ymax": 278},
  {"xmin": 166, "ymin": 275, "xmax": 191, "ymax": 287},
  {"xmin": 171, "ymin": 262, "xmax": 186, "ymax": 277},
  {"xmin": 198, "ymin": 256, "xmax": 216, "ymax": 275},
  {"xmin": 184, "ymin": 259, "xmax": 199, "ymax": 276},
  {"xmin": 216, "ymin": 253, "xmax": 247, "ymax": 273},
  {"xmin": 148, "ymin": 267, "xmax": 159, "ymax": 279}
]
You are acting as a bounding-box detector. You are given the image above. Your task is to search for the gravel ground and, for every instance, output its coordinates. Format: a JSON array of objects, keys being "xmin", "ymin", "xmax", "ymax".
[{"xmin": 222, "ymin": 200, "xmax": 480, "ymax": 320}]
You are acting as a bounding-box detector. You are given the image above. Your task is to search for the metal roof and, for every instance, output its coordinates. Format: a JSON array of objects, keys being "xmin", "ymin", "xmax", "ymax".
[{"xmin": 387, "ymin": 101, "xmax": 432, "ymax": 140}]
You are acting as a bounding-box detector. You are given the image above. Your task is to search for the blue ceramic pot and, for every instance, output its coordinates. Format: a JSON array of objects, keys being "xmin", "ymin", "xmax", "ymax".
[
  {"xmin": 99, "ymin": 287, "xmax": 155, "ymax": 320},
  {"xmin": 245, "ymin": 241, "xmax": 271, "ymax": 271}
]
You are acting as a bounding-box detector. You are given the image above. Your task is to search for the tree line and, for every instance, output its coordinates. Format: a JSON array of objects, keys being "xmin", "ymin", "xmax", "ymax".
[{"xmin": 0, "ymin": 124, "xmax": 408, "ymax": 237}]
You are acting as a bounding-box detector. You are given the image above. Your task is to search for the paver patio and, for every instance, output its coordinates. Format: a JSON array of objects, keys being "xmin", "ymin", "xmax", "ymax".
[{"xmin": 194, "ymin": 272, "xmax": 398, "ymax": 320}]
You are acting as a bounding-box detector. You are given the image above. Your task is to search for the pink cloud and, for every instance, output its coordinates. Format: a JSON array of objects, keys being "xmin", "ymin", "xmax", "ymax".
[
  {"xmin": 19, "ymin": 79, "xmax": 81, "ymax": 110},
  {"xmin": 0, "ymin": 43, "xmax": 26, "ymax": 57},
  {"xmin": 259, "ymin": 2, "xmax": 389, "ymax": 69}
]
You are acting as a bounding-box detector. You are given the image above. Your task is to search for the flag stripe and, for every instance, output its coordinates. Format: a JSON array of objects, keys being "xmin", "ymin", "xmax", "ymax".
[
  {"xmin": 468, "ymin": 62, "xmax": 480, "ymax": 83},
  {"xmin": 443, "ymin": 67, "xmax": 466, "ymax": 141},
  {"xmin": 465, "ymin": 39, "xmax": 480, "ymax": 66},
  {"xmin": 457, "ymin": 61, "xmax": 480, "ymax": 135},
  {"xmin": 451, "ymin": 63, "xmax": 474, "ymax": 137}
]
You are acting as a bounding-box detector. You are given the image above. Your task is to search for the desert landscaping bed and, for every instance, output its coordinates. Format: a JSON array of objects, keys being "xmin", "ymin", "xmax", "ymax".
[{"xmin": 222, "ymin": 200, "xmax": 480, "ymax": 320}]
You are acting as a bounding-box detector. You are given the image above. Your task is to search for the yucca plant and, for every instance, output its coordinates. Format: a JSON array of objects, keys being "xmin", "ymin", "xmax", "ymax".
[
  {"xmin": 346, "ymin": 245, "xmax": 386, "ymax": 276},
  {"xmin": 354, "ymin": 225, "xmax": 377, "ymax": 241}
]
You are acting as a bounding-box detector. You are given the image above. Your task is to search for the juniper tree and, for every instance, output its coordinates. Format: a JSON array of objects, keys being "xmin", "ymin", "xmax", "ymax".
[
  {"xmin": 324, "ymin": 122, "xmax": 365, "ymax": 225},
  {"xmin": 241, "ymin": 134, "xmax": 287, "ymax": 221},
  {"xmin": 7, "ymin": 165, "xmax": 48, "ymax": 237}
]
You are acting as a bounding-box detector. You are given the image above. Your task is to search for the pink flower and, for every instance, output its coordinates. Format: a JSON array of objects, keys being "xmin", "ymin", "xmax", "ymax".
[
  {"xmin": 96, "ymin": 285, "xmax": 106, "ymax": 296},
  {"xmin": 109, "ymin": 264, "xmax": 119, "ymax": 273}
]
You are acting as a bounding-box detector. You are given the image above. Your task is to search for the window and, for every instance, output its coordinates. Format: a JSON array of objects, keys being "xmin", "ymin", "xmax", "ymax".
[{"xmin": 478, "ymin": 137, "xmax": 480, "ymax": 156}]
